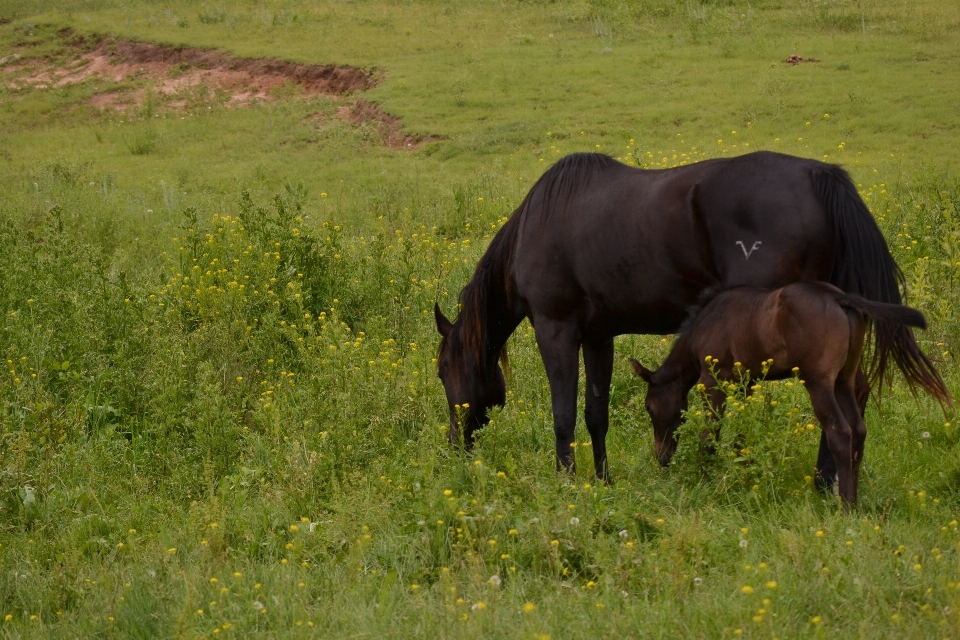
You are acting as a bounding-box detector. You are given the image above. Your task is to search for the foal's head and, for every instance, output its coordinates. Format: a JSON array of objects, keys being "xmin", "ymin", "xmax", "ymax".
[
  {"xmin": 435, "ymin": 304, "xmax": 507, "ymax": 446},
  {"xmin": 630, "ymin": 358, "xmax": 688, "ymax": 466}
]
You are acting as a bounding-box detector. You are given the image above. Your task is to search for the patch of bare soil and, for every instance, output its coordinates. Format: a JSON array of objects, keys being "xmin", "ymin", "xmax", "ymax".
[
  {"xmin": 312, "ymin": 100, "xmax": 444, "ymax": 150},
  {"xmin": 784, "ymin": 55, "xmax": 819, "ymax": 65},
  {"xmin": 4, "ymin": 31, "xmax": 378, "ymax": 106},
  {"xmin": 2, "ymin": 31, "xmax": 441, "ymax": 150}
]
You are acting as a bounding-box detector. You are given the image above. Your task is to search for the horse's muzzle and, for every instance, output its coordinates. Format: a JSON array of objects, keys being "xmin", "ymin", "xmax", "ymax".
[{"xmin": 654, "ymin": 438, "xmax": 676, "ymax": 467}]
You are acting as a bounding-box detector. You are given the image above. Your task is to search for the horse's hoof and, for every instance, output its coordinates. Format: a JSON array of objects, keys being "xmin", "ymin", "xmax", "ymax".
[{"xmin": 814, "ymin": 472, "xmax": 838, "ymax": 494}]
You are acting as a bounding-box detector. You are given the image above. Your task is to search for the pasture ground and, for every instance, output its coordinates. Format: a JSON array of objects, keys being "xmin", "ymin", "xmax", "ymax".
[{"xmin": 1, "ymin": 0, "xmax": 960, "ymax": 637}]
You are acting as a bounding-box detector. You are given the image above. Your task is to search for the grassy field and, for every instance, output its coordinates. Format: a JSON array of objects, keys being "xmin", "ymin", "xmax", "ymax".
[{"xmin": 1, "ymin": 0, "xmax": 960, "ymax": 637}]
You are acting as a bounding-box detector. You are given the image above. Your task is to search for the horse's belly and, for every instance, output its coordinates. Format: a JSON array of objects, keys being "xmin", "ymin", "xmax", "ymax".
[
  {"xmin": 579, "ymin": 283, "xmax": 699, "ymax": 338},
  {"xmin": 517, "ymin": 241, "xmax": 710, "ymax": 338}
]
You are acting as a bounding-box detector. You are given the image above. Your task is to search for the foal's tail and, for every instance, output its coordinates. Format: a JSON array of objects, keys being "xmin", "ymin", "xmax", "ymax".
[
  {"xmin": 834, "ymin": 293, "xmax": 951, "ymax": 404},
  {"xmin": 813, "ymin": 165, "xmax": 951, "ymax": 405},
  {"xmin": 835, "ymin": 294, "xmax": 927, "ymax": 331}
]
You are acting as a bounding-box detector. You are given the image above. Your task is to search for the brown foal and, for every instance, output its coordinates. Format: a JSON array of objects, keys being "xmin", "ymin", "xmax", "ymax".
[{"xmin": 630, "ymin": 282, "xmax": 948, "ymax": 507}]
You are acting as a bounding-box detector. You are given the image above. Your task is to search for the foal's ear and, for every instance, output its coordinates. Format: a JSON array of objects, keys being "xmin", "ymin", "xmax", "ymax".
[
  {"xmin": 434, "ymin": 303, "xmax": 453, "ymax": 338},
  {"xmin": 629, "ymin": 358, "xmax": 654, "ymax": 383}
]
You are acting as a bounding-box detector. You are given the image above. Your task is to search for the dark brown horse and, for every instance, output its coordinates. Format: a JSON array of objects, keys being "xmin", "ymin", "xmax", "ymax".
[
  {"xmin": 629, "ymin": 282, "xmax": 948, "ymax": 506},
  {"xmin": 434, "ymin": 151, "xmax": 944, "ymax": 486}
]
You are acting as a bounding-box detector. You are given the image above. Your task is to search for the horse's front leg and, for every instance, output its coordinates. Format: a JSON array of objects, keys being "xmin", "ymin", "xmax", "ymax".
[
  {"xmin": 583, "ymin": 338, "xmax": 614, "ymax": 482},
  {"xmin": 814, "ymin": 431, "xmax": 837, "ymax": 493},
  {"xmin": 533, "ymin": 317, "xmax": 581, "ymax": 473}
]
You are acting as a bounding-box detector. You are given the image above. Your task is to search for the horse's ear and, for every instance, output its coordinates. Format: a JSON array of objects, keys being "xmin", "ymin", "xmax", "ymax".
[
  {"xmin": 630, "ymin": 358, "xmax": 653, "ymax": 383},
  {"xmin": 434, "ymin": 303, "xmax": 453, "ymax": 338}
]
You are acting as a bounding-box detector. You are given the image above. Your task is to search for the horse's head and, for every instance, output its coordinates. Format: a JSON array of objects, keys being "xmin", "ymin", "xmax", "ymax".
[
  {"xmin": 630, "ymin": 358, "xmax": 687, "ymax": 466},
  {"xmin": 435, "ymin": 303, "xmax": 506, "ymax": 446}
]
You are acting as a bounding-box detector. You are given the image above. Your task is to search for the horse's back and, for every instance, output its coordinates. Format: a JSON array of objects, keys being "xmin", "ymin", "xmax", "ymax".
[
  {"xmin": 778, "ymin": 282, "xmax": 861, "ymax": 379},
  {"xmin": 512, "ymin": 152, "xmax": 838, "ymax": 339},
  {"xmin": 693, "ymin": 152, "xmax": 834, "ymax": 289},
  {"xmin": 513, "ymin": 160, "xmax": 721, "ymax": 335},
  {"xmin": 685, "ymin": 287, "xmax": 784, "ymax": 368},
  {"xmin": 684, "ymin": 283, "xmax": 856, "ymax": 380}
]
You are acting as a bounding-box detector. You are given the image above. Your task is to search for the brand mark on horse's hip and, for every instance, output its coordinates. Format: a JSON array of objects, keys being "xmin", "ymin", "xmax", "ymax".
[{"xmin": 736, "ymin": 240, "xmax": 762, "ymax": 260}]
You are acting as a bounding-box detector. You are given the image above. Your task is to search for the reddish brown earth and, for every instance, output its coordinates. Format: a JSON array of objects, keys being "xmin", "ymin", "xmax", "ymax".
[
  {"xmin": 320, "ymin": 100, "xmax": 444, "ymax": 150},
  {"xmin": 1, "ymin": 32, "xmax": 438, "ymax": 149},
  {"xmin": 5, "ymin": 33, "xmax": 378, "ymax": 103},
  {"xmin": 784, "ymin": 54, "xmax": 819, "ymax": 65}
]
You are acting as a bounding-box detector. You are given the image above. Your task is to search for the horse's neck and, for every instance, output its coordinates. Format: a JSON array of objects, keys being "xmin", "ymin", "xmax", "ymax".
[
  {"xmin": 481, "ymin": 293, "xmax": 523, "ymax": 359},
  {"xmin": 458, "ymin": 274, "xmax": 523, "ymax": 372},
  {"xmin": 664, "ymin": 334, "xmax": 702, "ymax": 387},
  {"xmin": 461, "ymin": 214, "xmax": 526, "ymax": 364}
]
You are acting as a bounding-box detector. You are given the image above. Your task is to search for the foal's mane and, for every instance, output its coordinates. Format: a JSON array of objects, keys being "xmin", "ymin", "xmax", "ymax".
[
  {"xmin": 440, "ymin": 153, "xmax": 616, "ymax": 375},
  {"xmin": 676, "ymin": 286, "xmax": 725, "ymax": 336}
]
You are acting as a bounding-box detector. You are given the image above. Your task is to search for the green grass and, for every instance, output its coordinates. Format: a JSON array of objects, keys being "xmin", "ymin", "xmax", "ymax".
[{"xmin": 1, "ymin": 0, "xmax": 960, "ymax": 637}]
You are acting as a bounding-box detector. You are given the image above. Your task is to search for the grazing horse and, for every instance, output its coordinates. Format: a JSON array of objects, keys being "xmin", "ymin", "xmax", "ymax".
[
  {"xmin": 434, "ymin": 151, "xmax": 944, "ymax": 485},
  {"xmin": 629, "ymin": 282, "xmax": 949, "ymax": 506}
]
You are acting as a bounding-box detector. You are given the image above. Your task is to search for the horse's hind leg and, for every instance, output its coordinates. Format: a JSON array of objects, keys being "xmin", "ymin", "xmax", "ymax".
[
  {"xmin": 533, "ymin": 317, "xmax": 581, "ymax": 473},
  {"xmin": 815, "ymin": 370, "xmax": 868, "ymax": 493},
  {"xmin": 837, "ymin": 378, "xmax": 867, "ymax": 502},
  {"xmin": 808, "ymin": 382, "xmax": 857, "ymax": 508},
  {"xmin": 583, "ymin": 338, "xmax": 614, "ymax": 482}
]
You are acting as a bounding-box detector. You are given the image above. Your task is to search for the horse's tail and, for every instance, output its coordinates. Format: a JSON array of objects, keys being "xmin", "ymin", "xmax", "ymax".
[
  {"xmin": 814, "ymin": 165, "xmax": 950, "ymax": 404},
  {"xmin": 835, "ymin": 293, "xmax": 927, "ymax": 331}
]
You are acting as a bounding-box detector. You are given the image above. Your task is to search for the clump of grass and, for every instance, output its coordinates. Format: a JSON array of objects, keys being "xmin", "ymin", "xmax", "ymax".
[
  {"xmin": 198, "ymin": 8, "xmax": 227, "ymax": 24},
  {"xmin": 125, "ymin": 127, "xmax": 158, "ymax": 155}
]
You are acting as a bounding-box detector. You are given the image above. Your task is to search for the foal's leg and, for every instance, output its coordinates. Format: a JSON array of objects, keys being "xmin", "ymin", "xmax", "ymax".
[
  {"xmin": 816, "ymin": 362, "xmax": 868, "ymax": 494},
  {"xmin": 807, "ymin": 382, "xmax": 857, "ymax": 507},
  {"xmin": 533, "ymin": 317, "xmax": 581, "ymax": 473},
  {"xmin": 814, "ymin": 431, "xmax": 838, "ymax": 494},
  {"xmin": 836, "ymin": 379, "xmax": 867, "ymax": 502},
  {"xmin": 814, "ymin": 372, "xmax": 843, "ymax": 492},
  {"xmin": 583, "ymin": 338, "xmax": 614, "ymax": 482}
]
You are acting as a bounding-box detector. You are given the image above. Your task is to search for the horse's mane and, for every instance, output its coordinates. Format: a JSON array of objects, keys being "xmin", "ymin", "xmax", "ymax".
[
  {"xmin": 449, "ymin": 213, "xmax": 520, "ymax": 376},
  {"xmin": 530, "ymin": 153, "xmax": 616, "ymax": 222},
  {"xmin": 440, "ymin": 153, "xmax": 616, "ymax": 375}
]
